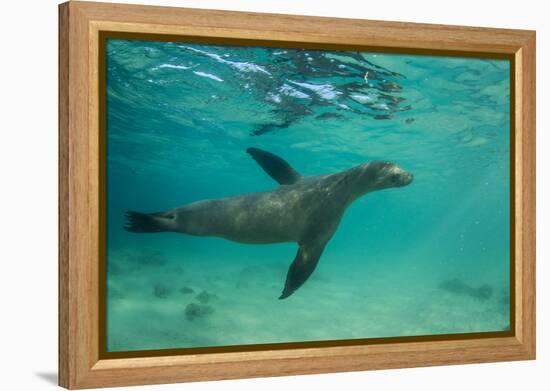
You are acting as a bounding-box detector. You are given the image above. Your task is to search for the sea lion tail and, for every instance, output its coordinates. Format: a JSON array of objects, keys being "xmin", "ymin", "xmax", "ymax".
[{"xmin": 123, "ymin": 211, "xmax": 172, "ymax": 233}]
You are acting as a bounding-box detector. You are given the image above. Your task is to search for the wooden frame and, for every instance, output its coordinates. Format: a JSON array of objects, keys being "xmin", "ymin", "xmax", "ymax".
[{"xmin": 59, "ymin": 1, "xmax": 536, "ymax": 389}]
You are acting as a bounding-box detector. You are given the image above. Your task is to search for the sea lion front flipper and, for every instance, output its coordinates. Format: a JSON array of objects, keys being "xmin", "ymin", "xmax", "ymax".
[
  {"xmin": 246, "ymin": 147, "xmax": 301, "ymax": 185},
  {"xmin": 279, "ymin": 242, "xmax": 326, "ymax": 299}
]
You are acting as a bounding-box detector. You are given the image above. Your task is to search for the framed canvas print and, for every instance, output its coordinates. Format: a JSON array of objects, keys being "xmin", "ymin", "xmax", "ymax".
[{"xmin": 58, "ymin": 1, "xmax": 536, "ymax": 389}]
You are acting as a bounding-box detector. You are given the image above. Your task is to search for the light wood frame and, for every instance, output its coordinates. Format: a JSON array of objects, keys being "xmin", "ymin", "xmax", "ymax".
[{"xmin": 59, "ymin": 1, "xmax": 536, "ymax": 389}]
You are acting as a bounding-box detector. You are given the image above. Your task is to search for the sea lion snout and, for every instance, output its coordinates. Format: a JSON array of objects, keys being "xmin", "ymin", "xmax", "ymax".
[
  {"xmin": 392, "ymin": 168, "xmax": 413, "ymax": 187},
  {"xmin": 385, "ymin": 165, "xmax": 413, "ymax": 188}
]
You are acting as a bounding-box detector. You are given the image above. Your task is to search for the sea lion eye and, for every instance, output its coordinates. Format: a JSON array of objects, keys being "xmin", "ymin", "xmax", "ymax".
[{"xmin": 390, "ymin": 173, "xmax": 401, "ymax": 183}]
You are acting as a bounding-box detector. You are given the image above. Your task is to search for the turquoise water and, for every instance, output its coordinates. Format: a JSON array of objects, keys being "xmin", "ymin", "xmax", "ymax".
[{"xmin": 105, "ymin": 39, "xmax": 511, "ymax": 352}]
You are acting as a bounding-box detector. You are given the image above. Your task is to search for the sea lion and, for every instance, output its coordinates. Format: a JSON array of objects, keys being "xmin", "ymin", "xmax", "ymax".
[{"xmin": 124, "ymin": 148, "xmax": 413, "ymax": 299}]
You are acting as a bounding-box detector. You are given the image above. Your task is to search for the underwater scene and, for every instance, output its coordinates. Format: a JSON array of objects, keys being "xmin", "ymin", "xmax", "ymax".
[{"xmin": 105, "ymin": 38, "xmax": 511, "ymax": 352}]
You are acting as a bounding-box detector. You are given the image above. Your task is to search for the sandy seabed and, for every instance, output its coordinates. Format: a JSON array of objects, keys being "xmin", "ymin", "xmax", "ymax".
[{"xmin": 106, "ymin": 247, "xmax": 510, "ymax": 352}]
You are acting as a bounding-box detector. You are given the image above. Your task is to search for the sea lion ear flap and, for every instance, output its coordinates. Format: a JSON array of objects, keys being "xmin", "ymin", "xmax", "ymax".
[{"xmin": 246, "ymin": 147, "xmax": 301, "ymax": 185}]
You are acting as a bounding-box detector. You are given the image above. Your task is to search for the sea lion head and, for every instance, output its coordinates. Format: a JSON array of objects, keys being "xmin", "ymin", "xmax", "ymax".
[{"xmin": 352, "ymin": 161, "xmax": 413, "ymax": 195}]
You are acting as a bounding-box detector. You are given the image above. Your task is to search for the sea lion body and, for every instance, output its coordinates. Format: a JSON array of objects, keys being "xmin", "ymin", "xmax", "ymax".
[
  {"xmin": 166, "ymin": 174, "xmax": 348, "ymax": 244},
  {"xmin": 125, "ymin": 149, "xmax": 413, "ymax": 298}
]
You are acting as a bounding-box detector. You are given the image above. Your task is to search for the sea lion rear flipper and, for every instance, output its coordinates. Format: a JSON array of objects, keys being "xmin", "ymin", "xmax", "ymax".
[
  {"xmin": 246, "ymin": 147, "xmax": 301, "ymax": 185},
  {"xmin": 123, "ymin": 211, "xmax": 172, "ymax": 233},
  {"xmin": 279, "ymin": 242, "xmax": 326, "ymax": 299}
]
